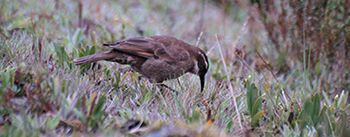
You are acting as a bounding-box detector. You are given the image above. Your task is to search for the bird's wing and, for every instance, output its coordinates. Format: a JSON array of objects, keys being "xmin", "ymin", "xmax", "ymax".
[
  {"xmin": 103, "ymin": 36, "xmax": 190, "ymax": 63},
  {"xmin": 103, "ymin": 37, "xmax": 155, "ymax": 58},
  {"xmin": 153, "ymin": 45, "xmax": 189, "ymax": 63}
]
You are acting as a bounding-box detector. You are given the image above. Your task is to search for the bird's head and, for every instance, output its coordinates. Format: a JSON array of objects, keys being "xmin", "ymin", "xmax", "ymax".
[{"xmin": 195, "ymin": 49, "xmax": 209, "ymax": 92}]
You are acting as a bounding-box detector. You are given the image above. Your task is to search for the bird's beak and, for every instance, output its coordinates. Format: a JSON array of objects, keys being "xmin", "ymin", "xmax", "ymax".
[{"xmin": 200, "ymin": 74, "xmax": 205, "ymax": 92}]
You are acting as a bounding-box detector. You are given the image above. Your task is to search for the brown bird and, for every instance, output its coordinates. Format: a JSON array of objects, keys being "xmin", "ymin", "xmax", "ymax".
[{"xmin": 73, "ymin": 36, "xmax": 209, "ymax": 92}]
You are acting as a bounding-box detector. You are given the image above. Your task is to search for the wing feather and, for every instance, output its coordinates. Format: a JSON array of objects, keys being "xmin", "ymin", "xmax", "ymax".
[{"xmin": 103, "ymin": 36, "xmax": 190, "ymax": 63}]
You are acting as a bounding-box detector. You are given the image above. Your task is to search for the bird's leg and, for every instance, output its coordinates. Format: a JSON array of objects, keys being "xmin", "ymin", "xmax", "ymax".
[{"xmin": 156, "ymin": 83, "xmax": 179, "ymax": 95}]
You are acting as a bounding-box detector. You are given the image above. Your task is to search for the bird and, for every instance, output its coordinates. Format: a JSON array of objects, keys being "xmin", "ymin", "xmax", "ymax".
[{"xmin": 73, "ymin": 35, "xmax": 209, "ymax": 92}]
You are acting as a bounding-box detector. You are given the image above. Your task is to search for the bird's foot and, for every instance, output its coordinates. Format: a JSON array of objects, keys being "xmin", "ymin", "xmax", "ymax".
[{"xmin": 156, "ymin": 83, "xmax": 179, "ymax": 95}]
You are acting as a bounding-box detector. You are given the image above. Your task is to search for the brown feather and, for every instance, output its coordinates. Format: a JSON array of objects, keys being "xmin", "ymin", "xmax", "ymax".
[
  {"xmin": 74, "ymin": 35, "xmax": 209, "ymax": 92},
  {"xmin": 73, "ymin": 51, "xmax": 117, "ymax": 65}
]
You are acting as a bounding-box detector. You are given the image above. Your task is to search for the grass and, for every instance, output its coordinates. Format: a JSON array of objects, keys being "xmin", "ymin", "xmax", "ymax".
[{"xmin": 0, "ymin": 0, "xmax": 349, "ymax": 136}]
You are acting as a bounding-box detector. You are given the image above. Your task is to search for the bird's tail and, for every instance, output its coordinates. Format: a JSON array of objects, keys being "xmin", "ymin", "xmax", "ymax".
[{"xmin": 73, "ymin": 52, "xmax": 115, "ymax": 65}]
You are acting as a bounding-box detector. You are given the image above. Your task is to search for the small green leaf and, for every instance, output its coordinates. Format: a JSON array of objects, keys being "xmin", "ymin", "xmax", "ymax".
[
  {"xmin": 91, "ymin": 95, "xmax": 106, "ymax": 120},
  {"xmin": 91, "ymin": 31, "xmax": 97, "ymax": 47},
  {"xmin": 331, "ymin": 121, "xmax": 338, "ymax": 135},
  {"xmin": 339, "ymin": 112, "xmax": 347, "ymax": 131},
  {"xmin": 338, "ymin": 91, "xmax": 348, "ymax": 109},
  {"xmin": 340, "ymin": 112, "xmax": 350, "ymax": 137},
  {"xmin": 8, "ymin": 16, "xmax": 31, "ymax": 30},
  {"xmin": 114, "ymin": 71, "xmax": 121, "ymax": 88},
  {"xmin": 311, "ymin": 93, "xmax": 321, "ymax": 125},
  {"xmin": 223, "ymin": 98, "xmax": 230, "ymax": 108},
  {"xmin": 316, "ymin": 61, "xmax": 321, "ymax": 76},
  {"xmin": 53, "ymin": 77, "xmax": 61, "ymax": 99},
  {"xmin": 251, "ymin": 111, "xmax": 264, "ymax": 127},
  {"xmin": 89, "ymin": 46, "xmax": 96, "ymax": 55},
  {"xmin": 251, "ymin": 97, "xmax": 262, "ymax": 117},
  {"xmin": 2, "ymin": 123, "xmax": 9, "ymax": 135},
  {"xmin": 59, "ymin": 46, "xmax": 70, "ymax": 62},
  {"xmin": 48, "ymin": 115, "xmax": 60, "ymax": 130},
  {"xmin": 120, "ymin": 72, "xmax": 129, "ymax": 82},
  {"xmin": 143, "ymin": 90, "xmax": 151, "ymax": 103},
  {"xmin": 315, "ymin": 106, "xmax": 327, "ymax": 126},
  {"xmin": 79, "ymin": 51, "xmax": 84, "ymax": 57},
  {"xmin": 246, "ymin": 83, "xmax": 258, "ymax": 116},
  {"xmin": 2, "ymin": 72, "xmax": 8, "ymax": 88},
  {"xmin": 71, "ymin": 47, "xmax": 79, "ymax": 59},
  {"xmin": 53, "ymin": 42, "xmax": 62, "ymax": 60},
  {"xmin": 88, "ymin": 95, "xmax": 106, "ymax": 128},
  {"xmin": 88, "ymin": 92, "xmax": 98, "ymax": 113},
  {"xmin": 226, "ymin": 120, "xmax": 233, "ymax": 132}
]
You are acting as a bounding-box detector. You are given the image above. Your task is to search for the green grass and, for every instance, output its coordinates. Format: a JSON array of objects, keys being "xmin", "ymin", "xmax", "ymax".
[{"xmin": 0, "ymin": 0, "xmax": 349, "ymax": 136}]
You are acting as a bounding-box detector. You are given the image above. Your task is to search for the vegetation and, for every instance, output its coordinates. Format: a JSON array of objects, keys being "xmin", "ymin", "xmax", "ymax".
[{"xmin": 0, "ymin": 0, "xmax": 349, "ymax": 136}]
